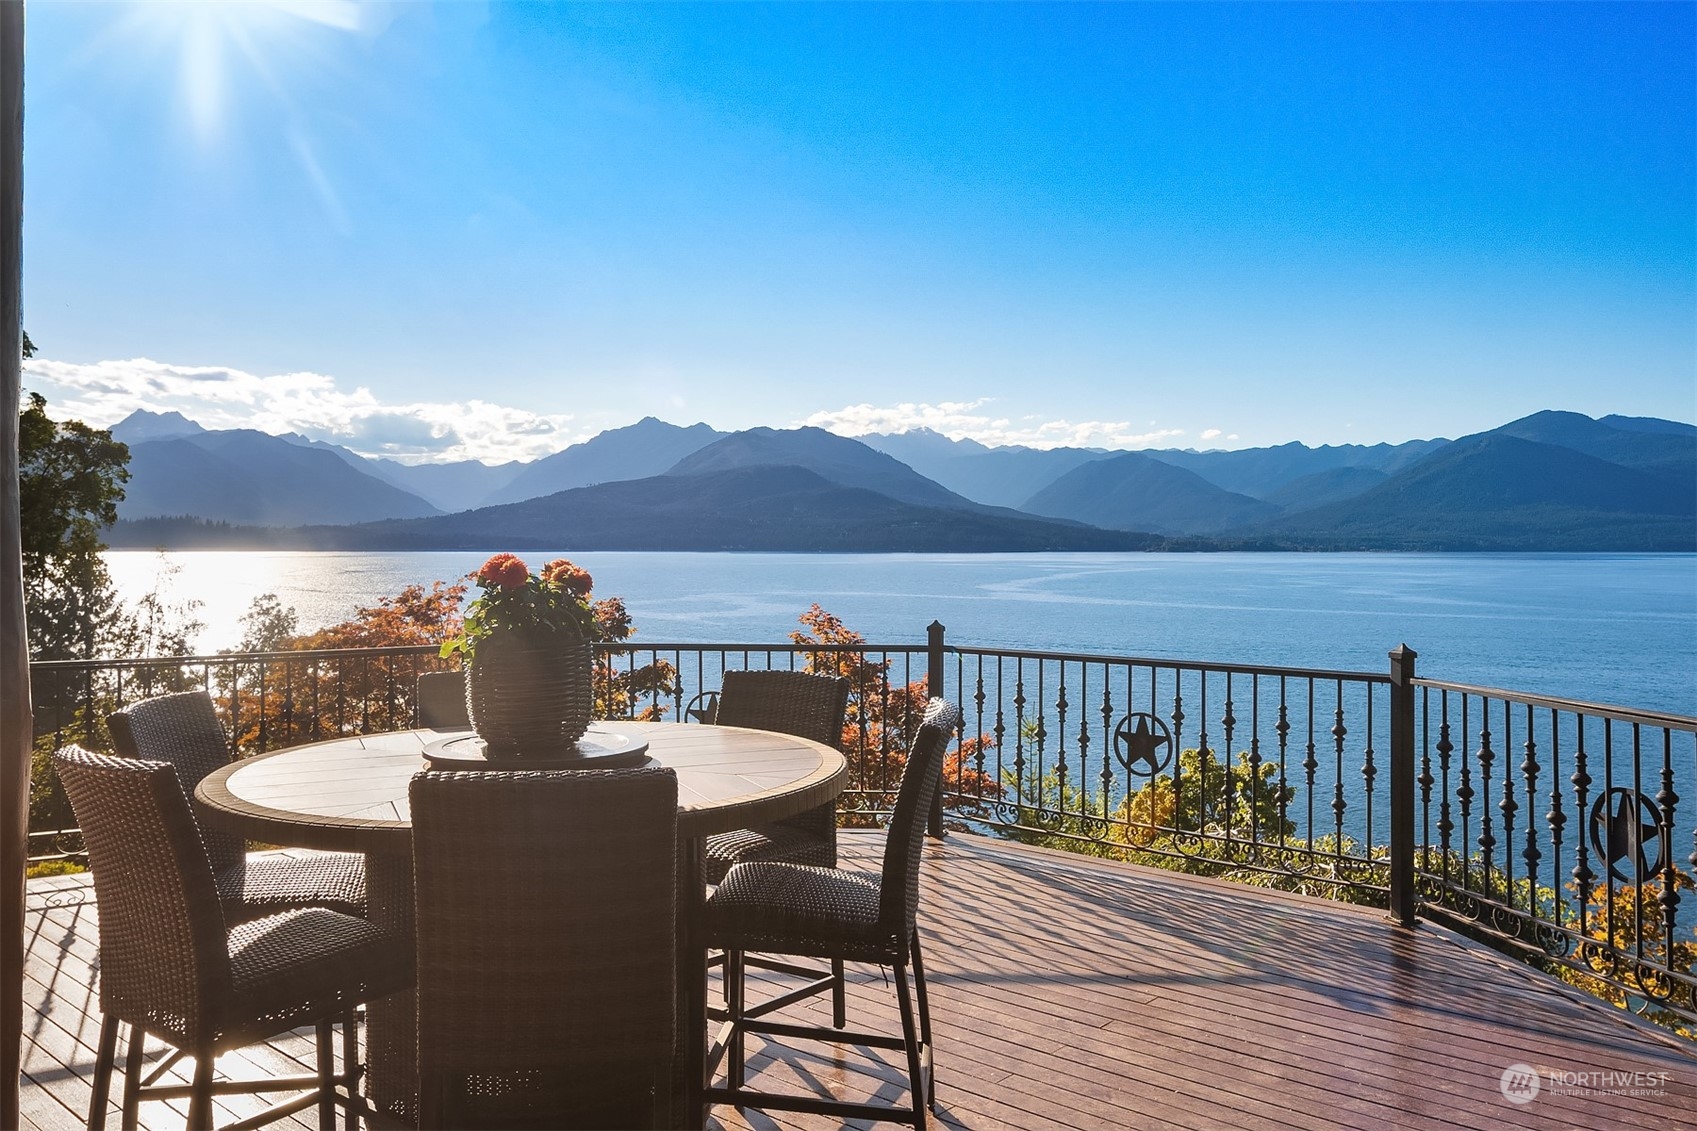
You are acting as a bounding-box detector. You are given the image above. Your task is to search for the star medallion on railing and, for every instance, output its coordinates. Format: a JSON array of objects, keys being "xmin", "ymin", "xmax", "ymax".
[
  {"xmin": 686, "ymin": 690, "xmax": 721, "ymax": 725},
  {"xmin": 1114, "ymin": 712, "xmax": 1174, "ymax": 777},
  {"xmin": 1589, "ymin": 787, "xmax": 1668, "ymax": 883}
]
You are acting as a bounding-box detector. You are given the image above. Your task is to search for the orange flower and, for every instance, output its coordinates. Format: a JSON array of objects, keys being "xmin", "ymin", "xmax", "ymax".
[
  {"xmin": 542, "ymin": 559, "xmax": 593, "ymax": 596},
  {"xmin": 476, "ymin": 553, "xmax": 530, "ymax": 591}
]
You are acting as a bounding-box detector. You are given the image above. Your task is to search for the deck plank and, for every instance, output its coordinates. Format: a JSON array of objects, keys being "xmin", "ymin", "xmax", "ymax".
[{"xmin": 22, "ymin": 831, "xmax": 1697, "ymax": 1130}]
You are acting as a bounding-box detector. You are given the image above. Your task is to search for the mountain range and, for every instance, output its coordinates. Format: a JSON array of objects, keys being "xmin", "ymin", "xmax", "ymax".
[{"xmin": 104, "ymin": 408, "xmax": 1696, "ymax": 552}]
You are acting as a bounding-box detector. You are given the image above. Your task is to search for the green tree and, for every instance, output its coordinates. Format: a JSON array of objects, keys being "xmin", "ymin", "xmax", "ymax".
[
  {"xmin": 237, "ymin": 593, "xmax": 301, "ymax": 653},
  {"xmin": 19, "ymin": 392, "xmax": 132, "ymax": 659}
]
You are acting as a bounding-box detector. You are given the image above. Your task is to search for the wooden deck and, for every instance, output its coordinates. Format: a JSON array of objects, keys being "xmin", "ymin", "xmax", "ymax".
[{"xmin": 22, "ymin": 831, "xmax": 1697, "ymax": 1130}]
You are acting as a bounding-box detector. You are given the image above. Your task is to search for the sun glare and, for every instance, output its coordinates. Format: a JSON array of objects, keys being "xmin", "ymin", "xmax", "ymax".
[{"xmin": 129, "ymin": 0, "xmax": 363, "ymax": 140}]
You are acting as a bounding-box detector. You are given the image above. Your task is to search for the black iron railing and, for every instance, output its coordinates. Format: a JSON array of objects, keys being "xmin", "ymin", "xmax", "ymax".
[
  {"xmin": 26, "ymin": 628, "xmax": 1697, "ymax": 1031},
  {"xmin": 941, "ymin": 642, "xmax": 1395, "ymax": 895},
  {"xmin": 1408, "ymin": 676, "xmax": 1697, "ymax": 1029}
]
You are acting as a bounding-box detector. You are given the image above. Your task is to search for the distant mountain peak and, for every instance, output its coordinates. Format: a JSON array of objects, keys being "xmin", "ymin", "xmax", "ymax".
[
  {"xmin": 864, "ymin": 428, "xmax": 993, "ymax": 458},
  {"xmin": 665, "ymin": 425, "xmax": 989, "ymax": 512},
  {"xmin": 477, "ymin": 417, "xmax": 726, "ymax": 507},
  {"xmin": 110, "ymin": 409, "xmax": 206, "ymax": 444}
]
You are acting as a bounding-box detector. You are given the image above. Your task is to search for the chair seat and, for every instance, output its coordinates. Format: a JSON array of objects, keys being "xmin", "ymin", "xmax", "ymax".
[
  {"xmin": 704, "ymin": 862, "xmax": 895, "ymax": 964},
  {"xmin": 225, "ymin": 907, "xmax": 408, "ymax": 1044},
  {"xmin": 703, "ymin": 823, "xmax": 834, "ymax": 885},
  {"xmin": 218, "ymin": 851, "xmax": 367, "ymax": 923}
]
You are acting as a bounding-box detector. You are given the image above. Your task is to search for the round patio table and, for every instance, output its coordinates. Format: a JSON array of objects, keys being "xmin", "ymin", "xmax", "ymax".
[{"xmin": 195, "ymin": 720, "xmax": 846, "ymax": 1130}]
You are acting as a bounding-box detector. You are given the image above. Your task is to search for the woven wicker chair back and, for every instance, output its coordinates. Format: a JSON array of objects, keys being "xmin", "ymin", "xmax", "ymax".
[
  {"xmin": 416, "ymin": 669, "xmax": 470, "ymax": 729},
  {"xmin": 411, "ymin": 766, "xmax": 679, "ymax": 1122},
  {"xmin": 54, "ymin": 745, "xmax": 232, "ymax": 1046},
  {"xmin": 880, "ymin": 698, "xmax": 960, "ymax": 939},
  {"xmin": 714, "ymin": 670, "xmax": 850, "ymax": 751},
  {"xmin": 108, "ymin": 690, "xmax": 245, "ymax": 877}
]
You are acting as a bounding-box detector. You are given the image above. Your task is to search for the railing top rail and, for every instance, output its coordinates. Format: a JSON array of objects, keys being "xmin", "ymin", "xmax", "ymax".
[
  {"xmin": 28, "ymin": 640, "xmax": 930, "ymax": 672},
  {"xmin": 947, "ymin": 644, "xmax": 1390, "ymax": 685},
  {"xmin": 1411, "ymin": 676, "xmax": 1697, "ymax": 731},
  {"xmin": 597, "ymin": 642, "xmax": 927, "ymax": 653},
  {"xmin": 29, "ymin": 644, "xmax": 448, "ymax": 670}
]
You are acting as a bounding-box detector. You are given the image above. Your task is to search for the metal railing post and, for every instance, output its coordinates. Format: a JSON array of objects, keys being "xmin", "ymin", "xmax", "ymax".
[
  {"xmin": 1388, "ymin": 644, "xmax": 1418, "ymax": 927},
  {"xmin": 927, "ymin": 620, "xmax": 947, "ymax": 839}
]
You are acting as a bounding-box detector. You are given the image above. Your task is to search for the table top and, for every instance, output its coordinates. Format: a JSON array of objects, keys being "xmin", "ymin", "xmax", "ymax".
[{"xmin": 195, "ymin": 721, "xmax": 847, "ymax": 854}]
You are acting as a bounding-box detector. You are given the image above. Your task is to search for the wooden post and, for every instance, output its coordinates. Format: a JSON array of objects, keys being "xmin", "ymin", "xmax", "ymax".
[
  {"xmin": 925, "ymin": 620, "xmax": 946, "ymax": 839},
  {"xmin": 1388, "ymin": 644, "xmax": 1417, "ymax": 928},
  {"xmin": 1, "ymin": 2, "xmax": 28, "ymax": 1125}
]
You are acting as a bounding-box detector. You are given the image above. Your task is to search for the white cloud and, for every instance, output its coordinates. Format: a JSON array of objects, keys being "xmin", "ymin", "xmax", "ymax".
[
  {"xmin": 801, "ymin": 401, "xmax": 1185, "ymax": 451},
  {"xmin": 1200, "ymin": 428, "xmax": 1222, "ymax": 441},
  {"xmin": 22, "ymin": 356, "xmax": 582, "ymax": 464}
]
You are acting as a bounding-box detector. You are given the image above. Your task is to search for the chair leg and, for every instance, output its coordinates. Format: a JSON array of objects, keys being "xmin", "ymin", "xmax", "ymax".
[
  {"xmin": 186, "ymin": 1046, "xmax": 215, "ymax": 1131},
  {"xmin": 911, "ymin": 929, "xmax": 935, "ymax": 1109},
  {"xmin": 727, "ymin": 950, "xmax": 746, "ymax": 1090},
  {"xmin": 316, "ymin": 1018, "xmax": 336, "ymax": 1131},
  {"xmin": 342, "ymin": 1009, "xmax": 359, "ymax": 1131},
  {"xmin": 892, "ymin": 960, "xmax": 926, "ymax": 1131},
  {"xmin": 88, "ymin": 1014, "xmax": 119, "ymax": 1131},
  {"xmin": 119, "ymin": 1025, "xmax": 144, "ymax": 1131},
  {"xmin": 831, "ymin": 958, "xmax": 846, "ymax": 1029}
]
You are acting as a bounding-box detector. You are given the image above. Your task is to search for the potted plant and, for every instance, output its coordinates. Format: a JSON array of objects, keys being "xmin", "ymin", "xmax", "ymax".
[{"xmin": 440, "ymin": 553, "xmax": 598, "ymax": 759}]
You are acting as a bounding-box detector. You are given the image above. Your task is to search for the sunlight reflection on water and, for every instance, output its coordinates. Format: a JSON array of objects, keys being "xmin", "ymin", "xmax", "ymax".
[{"xmin": 103, "ymin": 550, "xmax": 1697, "ymax": 716}]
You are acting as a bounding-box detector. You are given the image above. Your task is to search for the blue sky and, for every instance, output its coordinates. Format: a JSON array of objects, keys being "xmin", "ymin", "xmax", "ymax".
[{"xmin": 19, "ymin": 1, "xmax": 1696, "ymax": 463}]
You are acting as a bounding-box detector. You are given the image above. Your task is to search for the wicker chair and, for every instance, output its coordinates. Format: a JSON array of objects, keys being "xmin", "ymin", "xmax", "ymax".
[
  {"xmin": 55, "ymin": 745, "xmax": 412, "ymax": 1131},
  {"xmin": 411, "ymin": 766, "xmax": 679, "ymax": 1129},
  {"xmin": 415, "ymin": 670, "xmax": 470, "ymax": 729},
  {"xmin": 699, "ymin": 670, "xmax": 851, "ymax": 1024},
  {"xmin": 108, "ymin": 691, "xmax": 367, "ymax": 924},
  {"xmin": 703, "ymin": 698, "xmax": 960, "ymax": 1129},
  {"xmin": 701, "ymin": 670, "xmax": 850, "ymax": 883}
]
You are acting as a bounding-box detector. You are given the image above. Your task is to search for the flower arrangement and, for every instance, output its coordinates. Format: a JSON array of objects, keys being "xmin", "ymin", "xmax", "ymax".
[{"xmin": 439, "ymin": 553, "xmax": 598, "ymax": 661}]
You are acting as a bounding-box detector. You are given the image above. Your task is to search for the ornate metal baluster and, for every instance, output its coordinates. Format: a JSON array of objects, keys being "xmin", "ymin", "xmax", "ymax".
[
  {"xmin": 1571, "ymin": 713, "xmax": 1594, "ymax": 940},
  {"xmin": 1247, "ymin": 675, "xmax": 1263, "ymax": 848},
  {"xmin": 1221, "ymin": 674, "xmax": 1237, "ymax": 844},
  {"xmin": 259, "ymin": 658, "xmax": 271, "ymax": 751},
  {"xmin": 1546, "ymin": 707, "xmax": 1566, "ymax": 929},
  {"xmin": 1456, "ymin": 695, "xmax": 1473, "ymax": 892},
  {"xmin": 1331, "ymin": 680, "xmax": 1347, "ymax": 851},
  {"xmin": 1055, "ymin": 663, "xmax": 1070, "ymax": 813},
  {"xmin": 1011, "ymin": 666, "xmax": 1030, "ymax": 811},
  {"xmin": 1418, "ymin": 688, "xmax": 1435, "ymax": 875},
  {"xmin": 1498, "ymin": 700, "xmax": 1518, "ymax": 904},
  {"xmin": 878, "ymin": 665, "xmax": 894, "ymax": 796},
  {"xmin": 1520, "ymin": 703, "xmax": 1541, "ymax": 915},
  {"xmin": 1303, "ymin": 680, "xmax": 1318, "ymax": 855},
  {"xmin": 1602, "ymin": 722, "xmax": 1616, "ymax": 952},
  {"xmin": 972, "ymin": 660, "xmax": 988, "ymax": 805},
  {"xmin": 1631, "ymin": 723, "xmax": 1646, "ymax": 969},
  {"xmin": 1658, "ymin": 728, "xmax": 1680, "ymax": 971},
  {"xmin": 1276, "ymin": 678, "xmax": 1291, "ymax": 846},
  {"xmin": 1362, "ymin": 682, "xmax": 1377, "ymax": 853},
  {"xmin": 1477, "ymin": 700, "xmax": 1496, "ymax": 899},
  {"xmin": 1099, "ymin": 668, "xmax": 1115, "ymax": 821},
  {"xmin": 308, "ymin": 657, "xmax": 321, "ymax": 741},
  {"xmin": 1170, "ymin": 681, "xmax": 1186, "ymax": 830},
  {"xmin": 1197, "ymin": 674, "xmax": 1211, "ymax": 840},
  {"xmin": 282, "ymin": 658, "xmax": 297, "ymax": 744},
  {"xmin": 333, "ymin": 656, "xmax": 347, "ymax": 738},
  {"xmin": 1033, "ymin": 663, "xmax": 1048, "ymax": 815}
]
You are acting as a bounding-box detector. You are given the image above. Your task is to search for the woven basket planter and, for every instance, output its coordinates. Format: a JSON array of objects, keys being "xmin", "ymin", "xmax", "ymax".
[{"xmin": 465, "ymin": 628, "xmax": 594, "ymax": 759}]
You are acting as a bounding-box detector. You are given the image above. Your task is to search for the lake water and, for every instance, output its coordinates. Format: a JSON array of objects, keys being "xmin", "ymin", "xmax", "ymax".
[{"xmin": 104, "ymin": 551, "xmax": 1697, "ymax": 717}]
